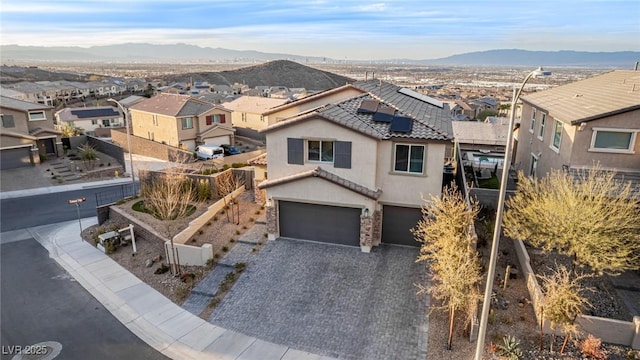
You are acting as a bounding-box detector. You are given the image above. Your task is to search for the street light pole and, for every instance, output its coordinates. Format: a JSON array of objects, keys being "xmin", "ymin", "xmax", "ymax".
[
  {"xmin": 108, "ymin": 98, "xmax": 136, "ymax": 196},
  {"xmin": 474, "ymin": 67, "xmax": 551, "ymax": 360}
]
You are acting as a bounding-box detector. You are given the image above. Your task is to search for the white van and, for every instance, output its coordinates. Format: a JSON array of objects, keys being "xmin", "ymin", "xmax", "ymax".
[{"xmin": 195, "ymin": 145, "xmax": 224, "ymax": 160}]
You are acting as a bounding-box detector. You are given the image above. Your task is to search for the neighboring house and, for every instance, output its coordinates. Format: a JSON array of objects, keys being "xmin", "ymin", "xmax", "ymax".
[
  {"xmin": 224, "ymin": 96, "xmax": 289, "ymax": 138},
  {"xmin": 262, "ymin": 84, "xmax": 365, "ymax": 124},
  {"xmin": 118, "ymin": 95, "xmax": 147, "ymax": 109},
  {"xmin": 451, "ymin": 100, "xmax": 475, "ymax": 120},
  {"xmin": 514, "ymin": 70, "xmax": 640, "ymax": 186},
  {"xmin": 259, "ymin": 80, "xmax": 453, "ymax": 252},
  {"xmin": 129, "ymin": 93, "xmax": 234, "ymax": 150},
  {"xmin": 0, "ymin": 96, "xmax": 62, "ymax": 169},
  {"xmin": 55, "ymin": 106, "xmax": 123, "ymax": 135}
]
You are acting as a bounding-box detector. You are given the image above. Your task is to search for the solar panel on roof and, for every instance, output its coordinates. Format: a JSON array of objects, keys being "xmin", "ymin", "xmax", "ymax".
[
  {"xmin": 373, "ymin": 106, "xmax": 396, "ymax": 122},
  {"xmin": 389, "ymin": 116, "xmax": 413, "ymax": 133},
  {"xmin": 357, "ymin": 99, "xmax": 379, "ymax": 114},
  {"xmin": 398, "ymin": 88, "xmax": 443, "ymax": 108},
  {"xmin": 70, "ymin": 108, "xmax": 119, "ymax": 118}
]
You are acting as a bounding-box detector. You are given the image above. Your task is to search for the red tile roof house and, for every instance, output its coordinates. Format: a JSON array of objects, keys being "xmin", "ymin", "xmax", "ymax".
[
  {"xmin": 129, "ymin": 93, "xmax": 234, "ymax": 151},
  {"xmin": 258, "ymin": 80, "xmax": 454, "ymax": 252}
]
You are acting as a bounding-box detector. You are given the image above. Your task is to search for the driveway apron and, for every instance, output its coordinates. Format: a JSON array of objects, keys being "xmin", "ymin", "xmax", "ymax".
[{"xmin": 208, "ymin": 239, "xmax": 430, "ymax": 360}]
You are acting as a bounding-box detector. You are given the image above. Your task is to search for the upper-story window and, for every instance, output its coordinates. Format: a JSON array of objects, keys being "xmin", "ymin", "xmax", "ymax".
[
  {"xmin": 589, "ymin": 128, "xmax": 637, "ymax": 154},
  {"xmin": 287, "ymin": 137, "xmax": 351, "ymax": 169},
  {"xmin": 1, "ymin": 114, "xmax": 15, "ymax": 128},
  {"xmin": 205, "ymin": 114, "xmax": 225, "ymax": 125},
  {"xmin": 538, "ymin": 113, "xmax": 546, "ymax": 140},
  {"xmin": 394, "ymin": 144, "xmax": 425, "ymax": 174},
  {"xmin": 529, "ymin": 108, "xmax": 536, "ymax": 133},
  {"xmin": 308, "ymin": 140, "xmax": 334, "ymax": 162},
  {"xmin": 182, "ymin": 117, "xmax": 194, "ymax": 129},
  {"xmin": 28, "ymin": 111, "xmax": 46, "ymax": 121},
  {"xmin": 550, "ymin": 119, "xmax": 562, "ymax": 151}
]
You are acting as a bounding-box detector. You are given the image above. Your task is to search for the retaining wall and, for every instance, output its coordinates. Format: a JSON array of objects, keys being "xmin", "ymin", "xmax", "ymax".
[{"xmin": 513, "ymin": 238, "xmax": 640, "ymax": 349}]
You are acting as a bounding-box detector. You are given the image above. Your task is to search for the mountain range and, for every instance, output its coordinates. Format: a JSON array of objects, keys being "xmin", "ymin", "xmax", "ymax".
[{"xmin": 1, "ymin": 44, "xmax": 638, "ymax": 67}]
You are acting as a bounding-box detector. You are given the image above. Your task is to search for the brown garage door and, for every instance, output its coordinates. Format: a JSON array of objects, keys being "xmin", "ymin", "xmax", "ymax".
[
  {"xmin": 381, "ymin": 205, "xmax": 422, "ymax": 247},
  {"xmin": 1, "ymin": 147, "xmax": 32, "ymax": 170},
  {"xmin": 279, "ymin": 201, "xmax": 361, "ymax": 247}
]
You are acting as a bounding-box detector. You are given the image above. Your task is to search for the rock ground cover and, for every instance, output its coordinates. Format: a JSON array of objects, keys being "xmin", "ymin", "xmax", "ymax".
[{"xmin": 82, "ymin": 190, "xmax": 263, "ymax": 306}]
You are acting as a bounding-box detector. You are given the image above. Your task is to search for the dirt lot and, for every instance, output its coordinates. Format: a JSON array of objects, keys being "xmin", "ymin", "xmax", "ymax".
[
  {"xmin": 426, "ymin": 218, "xmax": 639, "ymax": 360},
  {"xmin": 82, "ymin": 191, "xmax": 263, "ymax": 305}
]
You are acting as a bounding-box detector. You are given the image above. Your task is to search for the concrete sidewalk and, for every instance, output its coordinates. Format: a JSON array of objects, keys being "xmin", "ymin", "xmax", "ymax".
[{"xmin": 2, "ymin": 219, "xmax": 334, "ymax": 360}]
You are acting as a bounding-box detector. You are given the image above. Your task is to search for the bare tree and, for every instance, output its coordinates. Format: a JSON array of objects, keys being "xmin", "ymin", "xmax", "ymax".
[
  {"xmin": 414, "ymin": 185, "xmax": 482, "ymax": 350},
  {"xmin": 504, "ymin": 167, "xmax": 640, "ymax": 275},
  {"xmin": 538, "ymin": 264, "xmax": 592, "ymax": 354},
  {"xmin": 142, "ymin": 166, "xmax": 197, "ymax": 275},
  {"xmin": 215, "ymin": 170, "xmax": 245, "ymax": 225}
]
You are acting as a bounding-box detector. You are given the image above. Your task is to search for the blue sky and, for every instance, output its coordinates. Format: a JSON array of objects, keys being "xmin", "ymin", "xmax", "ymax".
[{"xmin": 1, "ymin": 0, "xmax": 638, "ymax": 60}]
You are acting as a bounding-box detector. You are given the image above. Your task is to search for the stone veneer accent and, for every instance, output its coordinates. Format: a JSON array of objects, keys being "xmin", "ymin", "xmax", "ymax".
[
  {"xmin": 254, "ymin": 179, "xmax": 266, "ymax": 204},
  {"xmin": 359, "ymin": 215, "xmax": 373, "ymax": 252},
  {"xmin": 266, "ymin": 204, "xmax": 278, "ymax": 240},
  {"xmin": 372, "ymin": 210, "xmax": 382, "ymax": 246}
]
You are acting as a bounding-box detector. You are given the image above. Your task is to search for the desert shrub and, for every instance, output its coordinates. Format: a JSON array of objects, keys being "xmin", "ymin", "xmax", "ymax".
[
  {"xmin": 222, "ymin": 246, "xmax": 229, "ymax": 252},
  {"xmin": 497, "ymin": 335, "xmax": 523, "ymax": 360},
  {"xmin": 580, "ymin": 334, "xmax": 606, "ymax": 360}
]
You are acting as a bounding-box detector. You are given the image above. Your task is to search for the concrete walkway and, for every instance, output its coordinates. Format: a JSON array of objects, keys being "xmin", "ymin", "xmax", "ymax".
[{"xmin": 0, "ymin": 219, "xmax": 335, "ymax": 360}]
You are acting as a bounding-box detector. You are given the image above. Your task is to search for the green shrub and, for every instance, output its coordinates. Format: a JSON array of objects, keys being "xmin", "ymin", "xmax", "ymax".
[
  {"xmin": 249, "ymin": 217, "xmax": 254, "ymax": 222},
  {"xmin": 229, "ymin": 238, "xmax": 236, "ymax": 243},
  {"xmin": 222, "ymin": 246, "xmax": 229, "ymax": 252},
  {"xmin": 496, "ymin": 335, "xmax": 523, "ymax": 360},
  {"xmin": 235, "ymin": 230, "xmax": 240, "ymax": 235},
  {"xmin": 255, "ymin": 210, "xmax": 261, "ymax": 215},
  {"xmin": 199, "ymin": 229, "xmax": 204, "ymax": 235},
  {"xmin": 242, "ymin": 225, "xmax": 247, "ymax": 230},
  {"xmin": 234, "ymin": 262, "xmax": 247, "ymax": 271}
]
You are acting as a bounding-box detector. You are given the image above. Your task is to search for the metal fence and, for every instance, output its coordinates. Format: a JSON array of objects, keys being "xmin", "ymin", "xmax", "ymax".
[{"xmin": 95, "ymin": 183, "xmax": 137, "ymax": 207}]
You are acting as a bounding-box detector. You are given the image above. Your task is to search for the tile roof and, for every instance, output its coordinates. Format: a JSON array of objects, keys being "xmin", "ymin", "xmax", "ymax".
[
  {"xmin": 351, "ymin": 80, "xmax": 453, "ymax": 138},
  {"xmin": 258, "ymin": 166, "xmax": 382, "ymax": 200},
  {"xmin": 0, "ymin": 96, "xmax": 52, "ymax": 111},
  {"xmin": 262, "ymin": 84, "xmax": 363, "ymax": 115},
  {"xmin": 130, "ymin": 93, "xmax": 215, "ymax": 117},
  {"xmin": 248, "ymin": 153, "xmax": 267, "ymax": 166},
  {"xmin": 452, "ymin": 121, "xmax": 509, "ymax": 146},
  {"xmin": 568, "ymin": 167, "xmax": 640, "ymax": 200},
  {"xmin": 522, "ymin": 70, "xmax": 640, "ymax": 125},
  {"xmin": 263, "ymin": 93, "xmax": 452, "ymax": 141}
]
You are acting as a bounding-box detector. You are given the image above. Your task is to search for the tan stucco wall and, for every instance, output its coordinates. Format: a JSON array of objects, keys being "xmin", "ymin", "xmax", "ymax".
[
  {"xmin": 231, "ymin": 111, "xmax": 265, "ymax": 130},
  {"xmin": 0, "ymin": 135, "xmax": 35, "ymax": 148},
  {"xmin": 516, "ymin": 104, "xmax": 640, "ymax": 177},
  {"xmin": 131, "ymin": 110, "xmax": 179, "ymax": 147},
  {"xmin": 253, "ymin": 164, "xmax": 266, "ymax": 180},
  {"xmin": 570, "ymin": 110, "xmax": 640, "ymax": 171},
  {"xmin": 267, "ymin": 177, "xmax": 376, "ymax": 211},
  {"xmin": 0, "ymin": 108, "xmax": 30, "ymax": 134},
  {"xmin": 0, "ymin": 107, "xmax": 56, "ymax": 135},
  {"xmin": 266, "ymin": 117, "xmax": 378, "ymax": 189},
  {"xmin": 265, "ymin": 88, "xmax": 363, "ymax": 124},
  {"xmin": 375, "ymin": 140, "xmax": 446, "ymax": 207}
]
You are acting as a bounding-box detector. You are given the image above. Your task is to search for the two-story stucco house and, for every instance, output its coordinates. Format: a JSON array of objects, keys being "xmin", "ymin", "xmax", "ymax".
[
  {"xmin": 55, "ymin": 106, "xmax": 123, "ymax": 135},
  {"xmin": 259, "ymin": 80, "xmax": 453, "ymax": 252},
  {"xmin": 129, "ymin": 93, "xmax": 234, "ymax": 151},
  {"xmin": 223, "ymin": 96, "xmax": 289, "ymax": 139},
  {"xmin": 0, "ymin": 96, "xmax": 62, "ymax": 169},
  {"xmin": 514, "ymin": 70, "xmax": 639, "ymax": 183}
]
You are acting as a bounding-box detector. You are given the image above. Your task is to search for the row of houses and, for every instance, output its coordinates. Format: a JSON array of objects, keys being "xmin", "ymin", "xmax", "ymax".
[
  {"xmin": 2, "ymin": 70, "xmax": 638, "ymax": 251},
  {"xmin": 2, "ymin": 79, "xmax": 148, "ymax": 106}
]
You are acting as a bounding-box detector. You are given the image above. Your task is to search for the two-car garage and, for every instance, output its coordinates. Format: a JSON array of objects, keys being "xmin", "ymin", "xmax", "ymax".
[{"xmin": 277, "ymin": 201, "xmax": 421, "ymax": 248}]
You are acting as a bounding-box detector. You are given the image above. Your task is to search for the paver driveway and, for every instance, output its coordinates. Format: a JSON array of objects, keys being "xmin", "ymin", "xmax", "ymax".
[{"xmin": 209, "ymin": 239, "xmax": 430, "ymax": 360}]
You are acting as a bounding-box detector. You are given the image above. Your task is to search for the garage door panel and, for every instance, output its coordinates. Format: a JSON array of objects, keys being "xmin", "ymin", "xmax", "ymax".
[
  {"xmin": 279, "ymin": 201, "xmax": 360, "ymax": 246},
  {"xmin": 205, "ymin": 136, "xmax": 230, "ymax": 146},
  {"xmin": 1, "ymin": 148, "xmax": 32, "ymax": 170},
  {"xmin": 381, "ymin": 205, "xmax": 422, "ymax": 247}
]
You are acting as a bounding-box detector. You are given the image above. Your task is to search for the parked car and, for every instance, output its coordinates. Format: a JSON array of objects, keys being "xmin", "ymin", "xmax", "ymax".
[
  {"xmin": 195, "ymin": 145, "xmax": 224, "ymax": 160},
  {"xmin": 220, "ymin": 144, "xmax": 241, "ymax": 156}
]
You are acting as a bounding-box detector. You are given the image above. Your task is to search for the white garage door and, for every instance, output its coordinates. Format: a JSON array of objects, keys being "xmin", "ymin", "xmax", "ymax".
[{"xmin": 204, "ymin": 136, "xmax": 230, "ymax": 146}]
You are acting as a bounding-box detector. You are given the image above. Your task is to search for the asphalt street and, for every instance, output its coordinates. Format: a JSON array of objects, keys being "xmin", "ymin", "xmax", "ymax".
[
  {"xmin": 0, "ymin": 236, "xmax": 168, "ymax": 360},
  {"xmin": 0, "ymin": 183, "xmax": 135, "ymax": 232}
]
